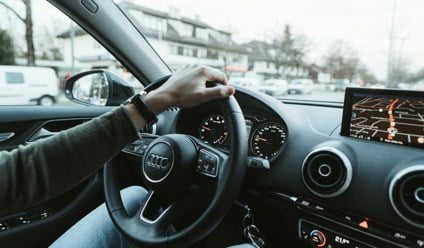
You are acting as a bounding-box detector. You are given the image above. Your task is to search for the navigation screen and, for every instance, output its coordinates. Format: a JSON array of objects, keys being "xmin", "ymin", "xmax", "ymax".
[{"xmin": 341, "ymin": 87, "xmax": 424, "ymax": 148}]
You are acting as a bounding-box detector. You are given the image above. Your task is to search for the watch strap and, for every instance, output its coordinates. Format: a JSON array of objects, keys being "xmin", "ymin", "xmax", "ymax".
[{"xmin": 125, "ymin": 92, "xmax": 158, "ymax": 126}]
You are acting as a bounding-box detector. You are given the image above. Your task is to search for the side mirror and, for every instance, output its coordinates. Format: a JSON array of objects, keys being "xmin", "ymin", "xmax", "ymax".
[{"xmin": 65, "ymin": 70, "xmax": 136, "ymax": 106}]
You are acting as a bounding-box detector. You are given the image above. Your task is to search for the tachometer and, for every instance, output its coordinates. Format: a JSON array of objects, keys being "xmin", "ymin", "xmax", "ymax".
[
  {"xmin": 250, "ymin": 122, "xmax": 287, "ymax": 160},
  {"xmin": 198, "ymin": 114, "xmax": 228, "ymax": 144}
]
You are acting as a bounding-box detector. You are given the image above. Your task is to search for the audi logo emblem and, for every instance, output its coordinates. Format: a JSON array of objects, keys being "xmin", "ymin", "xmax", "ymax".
[{"xmin": 146, "ymin": 154, "xmax": 170, "ymax": 170}]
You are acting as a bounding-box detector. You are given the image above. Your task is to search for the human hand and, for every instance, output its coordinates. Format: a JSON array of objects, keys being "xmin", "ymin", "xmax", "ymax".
[{"xmin": 144, "ymin": 64, "xmax": 235, "ymax": 114}]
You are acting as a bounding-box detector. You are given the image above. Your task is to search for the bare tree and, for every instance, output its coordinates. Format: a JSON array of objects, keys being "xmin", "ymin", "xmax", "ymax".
[
  {"xmin": 291, "ymin": 34, "xmax": 312, "ymax": 77},
  {"xmin": 36, "ymin": 19, "xmax": 65, "ymax": 61},
  {"xmin": 357, "ymin": 65, "xmax": 377, "ymax": 85},
  {"xmin": 322, "ymin": 40, "xmax": 360, "ymax": 82},
  {"xmin": 390, "ymin": 57, "xmax": 410, "ymax": 84},
  {"xmin": 0, "ymin": 0, "xmax": 35, "ymax": 65},
  {"xmin": 271, "ymin": 25, "xmax": 311, "ymax": 78},
  {"xmin": 406, "ymin": 67, "xmax": 424, "ymax": 83}
]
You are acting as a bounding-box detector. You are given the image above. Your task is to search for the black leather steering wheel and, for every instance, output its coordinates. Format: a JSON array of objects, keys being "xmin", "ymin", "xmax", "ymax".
[{"xmin": 104, "ymin": 86, "xmax": 247, "ymax": 247}]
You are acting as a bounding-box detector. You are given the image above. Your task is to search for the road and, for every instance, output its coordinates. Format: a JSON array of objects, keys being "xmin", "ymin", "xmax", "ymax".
[
  {"xmin": 56, "ymin": 90, "xmax": 346, "ymax": 106},
  {"xmin": 276, "ymin": 90, "xmax": 345, "ymax": 102}
]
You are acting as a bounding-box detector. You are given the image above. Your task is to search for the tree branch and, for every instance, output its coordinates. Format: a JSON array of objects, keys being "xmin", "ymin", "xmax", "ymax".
[{"xmin": 0, "ymin": 1, "xmax": 25, "ymax": 22}]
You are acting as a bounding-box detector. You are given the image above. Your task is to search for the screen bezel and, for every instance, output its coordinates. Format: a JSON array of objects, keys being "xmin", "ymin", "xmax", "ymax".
[{"xmin": 341, "ymin": 87, "xmax": 424, "ymax": 148}]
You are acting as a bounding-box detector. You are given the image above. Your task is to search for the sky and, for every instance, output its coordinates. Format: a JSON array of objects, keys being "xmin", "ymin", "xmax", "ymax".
[{"xmin": 2, "ymin": 0, "xmax": 424, "ymax": 80}]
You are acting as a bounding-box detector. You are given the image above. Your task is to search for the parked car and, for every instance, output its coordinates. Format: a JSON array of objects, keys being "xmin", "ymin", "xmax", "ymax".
[
  {"xmin": 287, "ymin": 78, "xmax": 314, "ymax": 94},
  {"xmin": 228, "ymin": 77, "xmax": 261, "ymax": 91},
  {"xmin": 368, "ymin": 83, "xmax": 385, "ymax": 89},
  {"xmin": 258, "ymin": 79, "xmax": 288, "ymax": 96},
  {"xmin": 334, "ymin": 79, "xmax": 350, "ymax": 91},
  {"xmin": 0, "ymin": 66, "xmax": 59, "ymax": 105}
]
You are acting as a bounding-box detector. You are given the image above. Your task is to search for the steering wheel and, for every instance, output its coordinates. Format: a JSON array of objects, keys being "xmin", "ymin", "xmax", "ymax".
[{"xmin": 104, "ymin": 81, "xmax": 247, "ymax": 247}]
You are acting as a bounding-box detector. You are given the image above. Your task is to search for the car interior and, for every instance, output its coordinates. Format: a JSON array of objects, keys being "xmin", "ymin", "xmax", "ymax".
[{"xmin": 0, "ymin": 1, "xmax": 423, "ymax": 247}]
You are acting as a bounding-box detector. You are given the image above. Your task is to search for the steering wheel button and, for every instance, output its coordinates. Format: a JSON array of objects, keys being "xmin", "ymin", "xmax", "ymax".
[{"xmin": 197, "ymin": 149, "xmax": 219, "ymax": 177}]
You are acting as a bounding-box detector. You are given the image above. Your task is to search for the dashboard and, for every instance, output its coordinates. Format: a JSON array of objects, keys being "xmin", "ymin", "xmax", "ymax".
[{"xmin": 168, "ymin": 86, "xmax": 424, "ymax": 248}]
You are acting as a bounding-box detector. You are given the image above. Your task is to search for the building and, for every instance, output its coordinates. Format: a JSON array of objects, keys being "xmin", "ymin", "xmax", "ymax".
[
  {"xmin": 242, "ymin": 40, "xmax": 313, "ymax": 81},
  {"xmin": 57, "ymin": 1, "xmax": 248, "ymax": 76}
]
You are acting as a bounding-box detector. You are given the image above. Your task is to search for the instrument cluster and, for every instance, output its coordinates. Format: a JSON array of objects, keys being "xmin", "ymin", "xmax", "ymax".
[{"xmin": 196, "ymin": 113, "xmax": 288, "ymax": 162}]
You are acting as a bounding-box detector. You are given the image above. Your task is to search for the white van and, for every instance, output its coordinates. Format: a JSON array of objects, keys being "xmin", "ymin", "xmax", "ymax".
[{"xmin": 0, "ymin": 66, "xmax": 59, "ymax": 105}]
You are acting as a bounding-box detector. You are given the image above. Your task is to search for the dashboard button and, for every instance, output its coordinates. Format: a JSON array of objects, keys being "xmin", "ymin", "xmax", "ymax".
[
  {"xmin": 0, "ymin": 222, "xmax": 9, "ymax": 231},
  {"xmin": 314, "ymin": 204, "xmax": 325, "ymax": 212},
  {"xmin": 295, "ymin": 198, "xmax": 315, "ymax": 211},
  {"xmin": 391, "ymin": 231, "xmax": 410, "ymax": 244},
  {"xmin": 416, "ymin": 238, "xmax": 424, "ymax": 248},
  {"xmin": 358, "ymin": 219, "xmax": 369, "ymax": 229},
  {"xmin": 309, "ymin": 230, "xmax": 326, "ymax": 247}
]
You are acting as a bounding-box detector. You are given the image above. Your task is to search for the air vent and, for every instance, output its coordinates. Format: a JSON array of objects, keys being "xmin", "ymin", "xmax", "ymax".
[
  {"xmin": 389, "ymin": 165, "xmax": 424, "ymax": 229},
  {"xmin": 165, "ymin": 107, "xmax": 179, "ymax": 112},
  {"xmin": 302, "ymin": 147, "xmax": 352, "ymax": 198}
]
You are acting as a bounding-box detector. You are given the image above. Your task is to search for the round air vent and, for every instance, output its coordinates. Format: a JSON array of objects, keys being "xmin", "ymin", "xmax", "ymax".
[
  {"xmin": 389, "ymin": 165, "xmax": 424, "ymax": 229},
  {"xmin": 302, "ymin": 147, "xmax": 352, "ymax": 198}
]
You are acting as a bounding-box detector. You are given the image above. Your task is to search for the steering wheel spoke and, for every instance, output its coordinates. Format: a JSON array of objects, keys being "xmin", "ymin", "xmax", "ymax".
[
  {"xmin": 134, "ymin": 190, "xmax": 175, "ymax": 235},
  {"xmin": 135, "ymin": 190, "xmax": 204, "ymax": 235}
]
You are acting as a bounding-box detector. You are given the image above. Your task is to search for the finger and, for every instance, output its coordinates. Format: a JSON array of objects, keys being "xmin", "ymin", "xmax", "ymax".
[
  {"xmin": 204, "ymin": 68, "xmax": 228, "ymax": 85},
  {"xmin": 202, "ymin": 85, "xmax": 235, "ymax": 101},
  {"xmin": 193, "ymin": 65, "xmax": 227, "ymax": 85}
]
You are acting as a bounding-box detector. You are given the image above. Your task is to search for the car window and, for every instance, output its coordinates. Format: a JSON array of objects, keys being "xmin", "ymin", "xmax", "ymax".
[
  {"xmin": 5, "ymin": 72, "xmax": 24, "ymax": 84},
  {"xmin": 116, "ymin": 0, "xmax": 423, "ymax": 102},
  {"xmin": 0, "ymin": 1, "xmax": 142, "ymax": 106}
]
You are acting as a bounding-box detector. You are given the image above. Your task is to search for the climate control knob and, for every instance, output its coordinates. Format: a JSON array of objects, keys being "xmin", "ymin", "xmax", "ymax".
[{"xmin": 309, "ymin": 229, "xmax": 326, "ymax": 247}]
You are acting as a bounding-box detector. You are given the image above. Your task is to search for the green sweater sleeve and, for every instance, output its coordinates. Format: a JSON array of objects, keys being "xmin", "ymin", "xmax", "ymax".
[{"xmin": 0, "ymin": 107, "xmax": 139, "ymax": 215}]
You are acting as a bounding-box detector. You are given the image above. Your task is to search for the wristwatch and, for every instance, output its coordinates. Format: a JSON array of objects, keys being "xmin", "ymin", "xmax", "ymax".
[{"xmin": 124, "ymin": 92, "xmax": 158, "ymax": 126}]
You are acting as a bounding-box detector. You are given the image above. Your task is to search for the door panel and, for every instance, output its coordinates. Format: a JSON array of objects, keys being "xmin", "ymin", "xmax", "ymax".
[{"xmin": 0, "ymin": 106, "xmax": 111, "ymax": 247}]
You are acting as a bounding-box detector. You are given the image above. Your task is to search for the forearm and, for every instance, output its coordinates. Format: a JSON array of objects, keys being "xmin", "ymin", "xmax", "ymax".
[{"xmin": 0, "ymin": 106, "xmax": 139, "ymax": 215}]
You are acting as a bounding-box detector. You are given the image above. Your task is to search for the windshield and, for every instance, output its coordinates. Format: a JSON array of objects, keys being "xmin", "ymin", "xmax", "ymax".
[
  {"xmin": 0, "ymin": 0, "xmax": 422, "ymax": 106},
  {"xmin": 117, "ymin": 0, "xmax": 423, "ymax": 102}
]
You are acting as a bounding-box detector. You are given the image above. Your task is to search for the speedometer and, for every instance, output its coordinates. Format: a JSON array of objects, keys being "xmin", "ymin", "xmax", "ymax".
[
  {"xmin": 198, "ymin": 114, "xmax": 228, "ymax": 144},
  {"xmin": 250, "ymin": 122, "xmax": 287, "ymax": 160}
]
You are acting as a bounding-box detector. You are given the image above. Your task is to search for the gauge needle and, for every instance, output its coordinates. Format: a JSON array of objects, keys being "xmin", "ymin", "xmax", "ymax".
[
  {"xmin": 202, "ymin": 126, "xmax": 211, "ymax": 131},
  {"xmin": 256, "ymin": 136, "xmax": 267, "ymax": 142}
]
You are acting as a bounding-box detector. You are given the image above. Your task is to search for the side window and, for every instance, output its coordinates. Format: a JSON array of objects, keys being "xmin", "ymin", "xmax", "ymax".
[
  {"xmin": 5, "ymin": 72, "xmax": 24, "ymax": 84},
  {"xmin": 0, "ymin": 2, "xmax": 142, "ymax": 106}
]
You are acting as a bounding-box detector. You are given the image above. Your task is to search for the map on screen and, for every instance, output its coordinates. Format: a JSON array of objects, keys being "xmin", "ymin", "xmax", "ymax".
[{"xmin": 348, "ymin": 94, "xmax": 424, "ymax": 146}]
